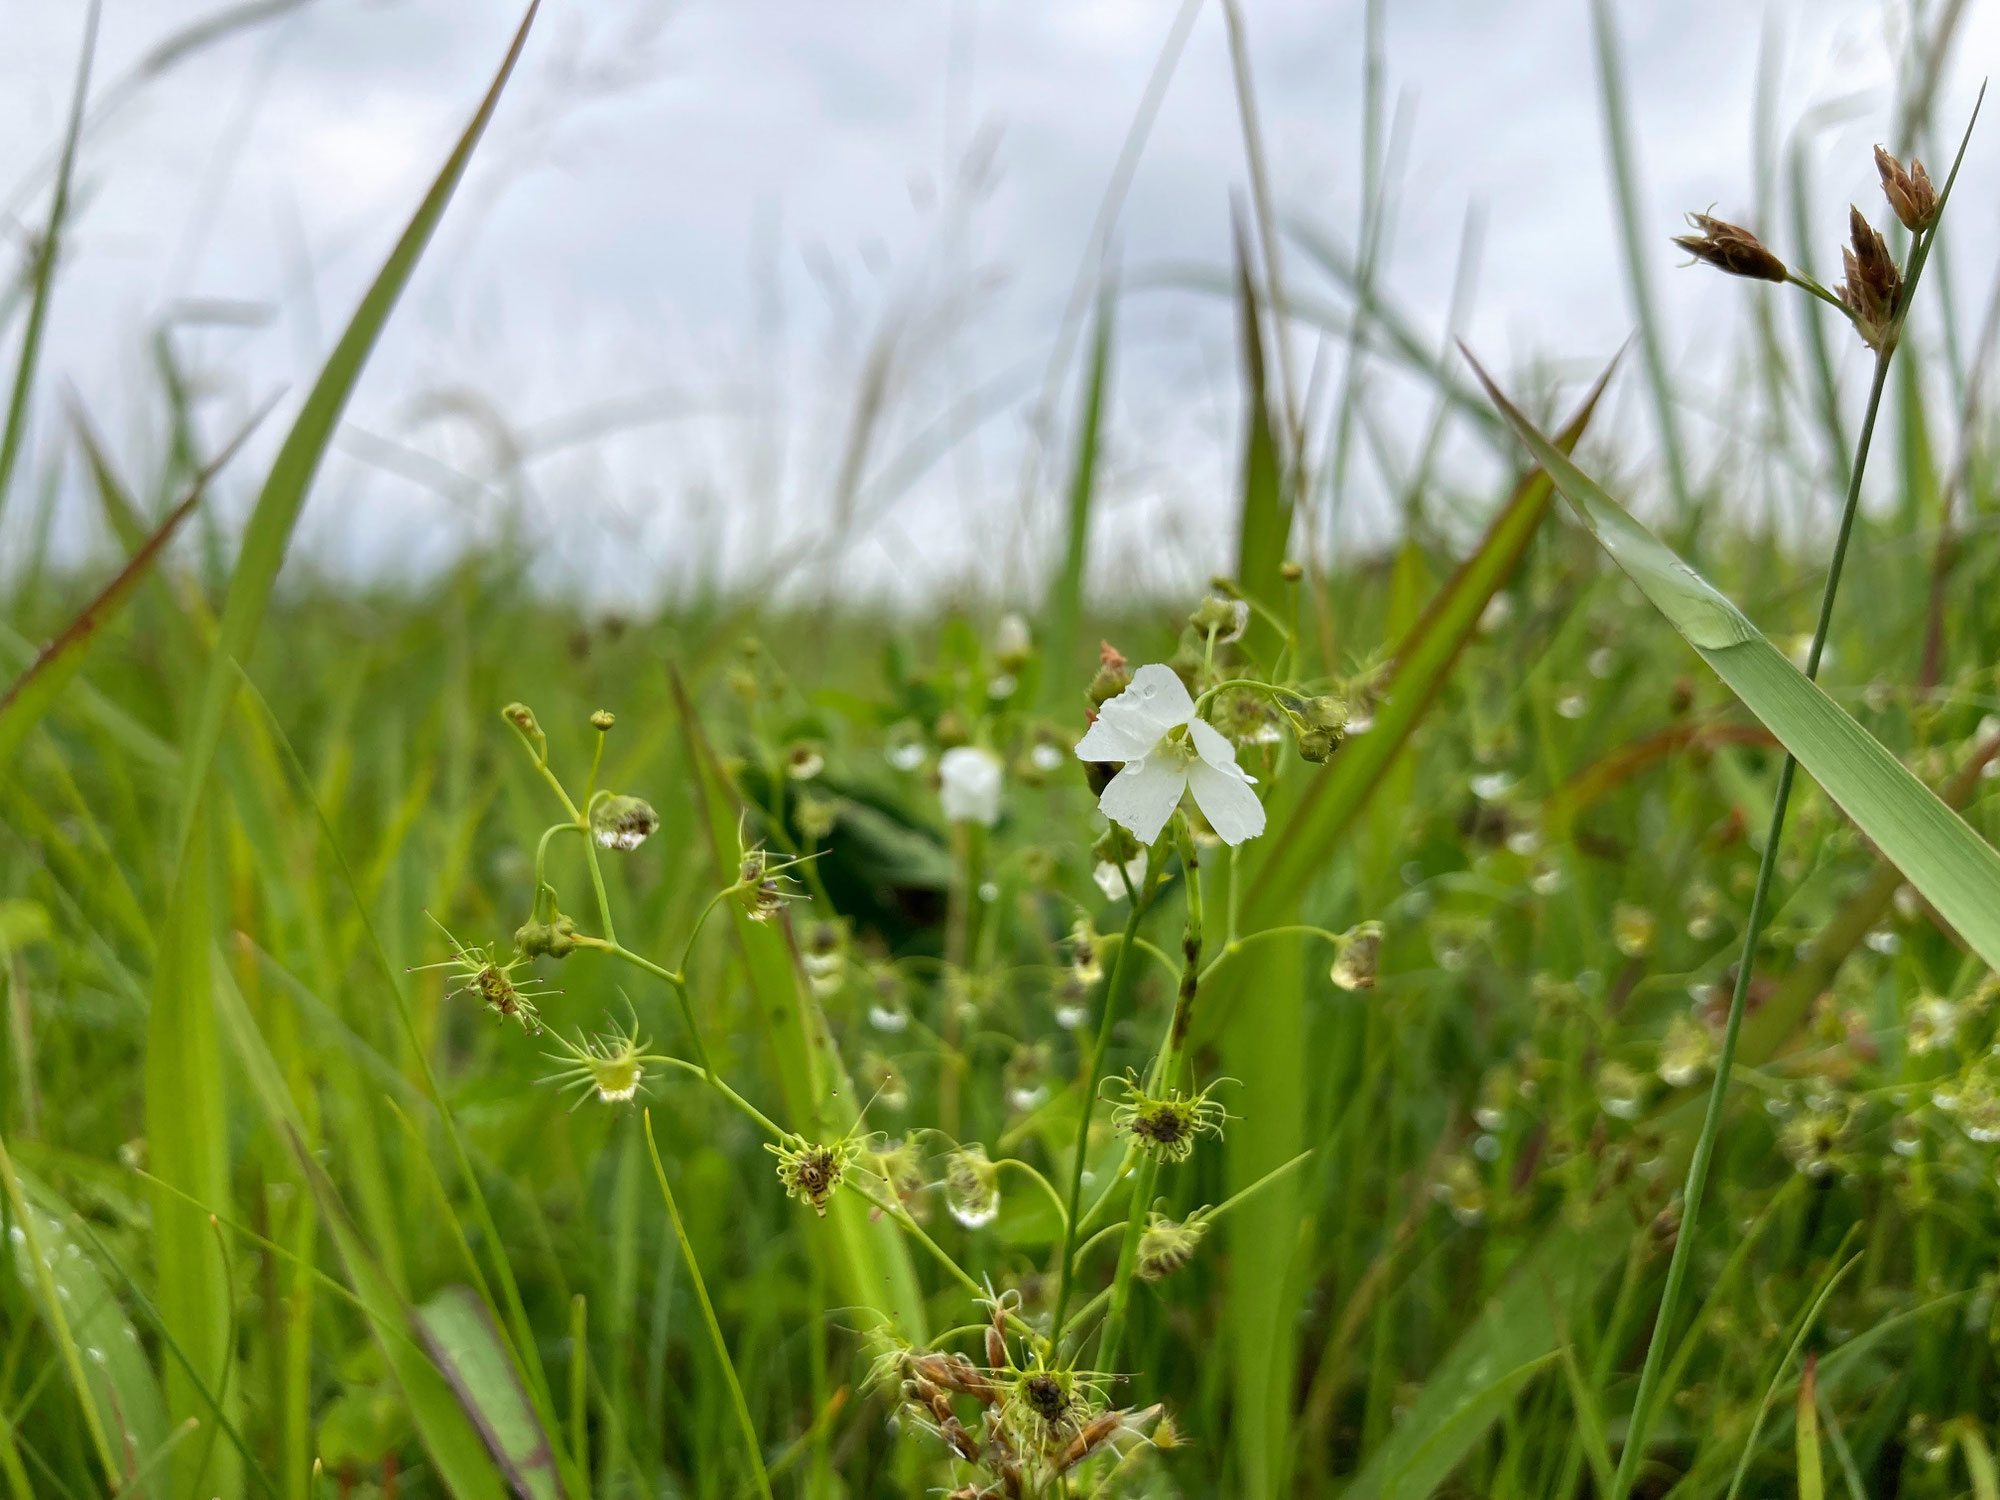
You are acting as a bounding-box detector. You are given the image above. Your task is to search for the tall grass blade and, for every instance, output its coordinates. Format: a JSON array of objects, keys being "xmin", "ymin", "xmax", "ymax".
[
  {"xmin": 0, "ymin": 1, "xmax": 96, "ymax": 528},
  {"xmin": 1470, "ymin": 359, "xmax": 2000, "ymax": 970},
  {"xmin": 1796, "ymin": 1357, "xmax": 1824, "ymax": 1500},
  {"xmin": 171, "ymin": 0, "xmax": 540, "ymax": 857},
  {"xmin": 1042, "ymin": 288, "xmax": 1112, "ymax": 704},
  {"xmin": 0, "ymin": 412, "xmax": 261, "ymax": 767},
  {"xmin": 1588, "ymin": 0, "xmax": 1689, "ymax": 511},
  {"xmin": 1231, "ymin": 210, "xmax": 1292, "ymax": 665}
]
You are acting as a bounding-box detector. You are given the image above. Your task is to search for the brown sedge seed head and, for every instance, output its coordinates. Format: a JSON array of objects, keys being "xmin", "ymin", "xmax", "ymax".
[{"xmin": 1671, "ymin": 212, "xmax": 1787, "ymax": 282}]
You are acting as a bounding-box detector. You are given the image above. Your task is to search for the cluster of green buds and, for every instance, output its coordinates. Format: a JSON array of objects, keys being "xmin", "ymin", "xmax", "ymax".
[
  {"xmin": 514, "ymin": 911, "xmax": 581, "ymax": 960},
  {"xmin": 1274, "ymin": 688, "xmax": 1349, "ymax": 764}
]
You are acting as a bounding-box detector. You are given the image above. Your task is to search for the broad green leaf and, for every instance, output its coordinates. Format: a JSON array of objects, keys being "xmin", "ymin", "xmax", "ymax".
[
  {"xmin": 417, "ymin": 1287, "xmax": 563, "ymax": 1500},
  {"xmin": 0, "ymin": 1146, "xmax": 166, "ymax": 1492},
  {"xmin": 1470, "ymin": 356, "xmax": 2000, "ymax": 972}
]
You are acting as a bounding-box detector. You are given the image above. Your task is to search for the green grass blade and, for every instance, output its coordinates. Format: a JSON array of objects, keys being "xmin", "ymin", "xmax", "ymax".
[
  {"xmin": 0, "ymin": 413, "xmax": 260, "ymax": 768},
  {"xmin": 1231, "ymin": 210, "xmax": 1292, "ymax": 664},
  {"xmin": 1042, "ymin": 287, "xmax": 1113, "ymax": 705},
  {"xmin": 416, "ymin": 1287, "xmax": 563, "ymax": 1500},
  {"xmin": 1471, "ymin": 357, "xmax": 2000, "ymax": 970},
  {"xmin": 210, "ymin": 954, "xmax": 510, "ymax": 1498},
  {"xmin": 1962, "ymin": 1427, "xmax": 2000, "ymax": 1500},
  {"xmin": 1247, "ymin": 361, "xmax": 1613, "ymax": 914},
  {"xmin": 171, "ymin": 0, "xmax": 540, "ymax": 858},
  {"xmin": 1796, "ymin": 1357, "xmax": 1824, "ymax": 1500},
  {"xmin": 0, "ymin": 1140, "xmax": 157, "ymax": 1490},
  {"xmin": 0, "ymin": 1, "xmax": 95, "ymax": 528},
  {"xmin": 1588, "ymin": 0, "xmax": 1689, "ymax": 512}
]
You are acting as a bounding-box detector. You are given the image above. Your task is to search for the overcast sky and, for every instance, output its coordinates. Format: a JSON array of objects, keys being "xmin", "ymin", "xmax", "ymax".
[{"xmin": 2, "ymin": 0, "xmax": 1992, "ymax": 605}]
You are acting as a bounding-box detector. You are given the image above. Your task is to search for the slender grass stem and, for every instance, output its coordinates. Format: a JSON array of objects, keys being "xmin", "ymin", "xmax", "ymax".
[
  {"xmin": 1612, "ymin": 254, "xmax": 1908, "ymax": 1500},
  {"xmin": 642, "ymin": 1111, "xmax": 774, "ymax": 1500}
]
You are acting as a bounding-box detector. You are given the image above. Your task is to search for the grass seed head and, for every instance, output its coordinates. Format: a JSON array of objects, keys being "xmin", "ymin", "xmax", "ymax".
[
  {"xmin": 1874, "ymin": 144, "xmax": 1938, "ymax": 231},
  {"xmin": 1840, "ymin": 206, "xmax": 1901, "ymax": 350},
  {"xmin": 1671, "ymin": 212, "xmax": 1787, "ymax": 282}
]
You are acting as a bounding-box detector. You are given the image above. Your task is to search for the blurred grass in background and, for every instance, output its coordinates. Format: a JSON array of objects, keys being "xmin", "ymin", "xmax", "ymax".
[{"xmin": 8, "ymin": 1, "xmax": 2000, "ymax": 1497}]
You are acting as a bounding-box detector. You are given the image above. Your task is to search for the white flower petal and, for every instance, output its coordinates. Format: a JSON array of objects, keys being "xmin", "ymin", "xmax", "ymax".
[
  {"xmin": 1097, "ymin": 755, "xmax": 1188, "ymax": 845},
  {"xmin": 1187, "ymin": 760, "xmax": 1266, "ymax": 845},
  {"xmin": 1187, "ymin": 717, "xmax": 1256, "ymax": 782},
  {"xmin": 1092, "ymin": 852, "xmax": 1149, "ymax": 901},
  {"xmin": 1078, "ymin": 664, "xmax": 1195, "ymax": 764},
  {"xmin": 1074, "ymin": 714, "xmax": 1155, "ymax": 762},
  {"xmin": 938, "ymin": 746, "xmax": 1004, "ymax": 826}
]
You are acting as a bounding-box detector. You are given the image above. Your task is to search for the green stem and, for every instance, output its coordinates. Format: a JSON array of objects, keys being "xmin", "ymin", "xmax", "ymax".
[
  {"xmin": 642, "ymin": 1112, "xmax": 773, "ymax": 1500},
  {"xmin": 1198, "ymin": 924, "xmax": 1345, "ymax": 986},
  {"xmin": 1098, "ymin": 826, "xmax": 1203, "ymax": 1371},
  {"xmin": 1050, "ymin": 843, "xmax": 1162, "ymax": 1349},
  {"xmin": 1612, "ymin": 282, "xmax": 1902, "ymax": 1500}
]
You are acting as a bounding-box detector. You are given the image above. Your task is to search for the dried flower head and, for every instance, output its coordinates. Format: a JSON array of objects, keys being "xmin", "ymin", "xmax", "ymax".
[
  {"xmin": 414, "ymin": 918, "xmax": 551, "ymax": 1033},
  {"xmin": 1840, "ymin": 206, "xmax": 1901, "ymax": 350},
  {"xmin": 1875, "ymin": 144, "xmax": 1938, "ymax": 232},
  {"xmin": 1672, "ymin": 212, "xmax": 1787, "ymax": 282},
  {"xmin": 768, "ymin": 1135, "xmax": 856, "ymax": 1216},
  {"xmin": 732, "ymin": 839, "xmax": 814, "ymax": 922},
  {"xmin": 998, "ymin": 1363, "xmax": 1102, "ymax": 1455},
  {"xmin": 1329, "ymin": 920, "xmax": 1383, "ymax": 992},
  {"xmin": 1104, "ymin": 1073, "xmax": 1233, "ymax": 1163}
]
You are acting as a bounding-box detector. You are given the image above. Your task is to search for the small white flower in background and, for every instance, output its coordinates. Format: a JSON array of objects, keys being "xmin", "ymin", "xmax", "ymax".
[
  {"xmin": 1093, "ymin": 850, "xmax": 1149, "ymax": 901},
  {"xmin": 1074, "ymin": 664, "xmax": 1265, "ymax": 846},
  {"xmin": 938, "ymin": 745, "xmax": 1004, "ymax": 827}
]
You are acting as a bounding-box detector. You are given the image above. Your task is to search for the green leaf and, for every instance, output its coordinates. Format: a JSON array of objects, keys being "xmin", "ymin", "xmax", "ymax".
[
  {"xmin": 1469, "ymin": 355, "xmax": 2000, "ymax": 972},
  {"xmin": 0, "ymin": 1145, "xmax": 167, "ymax": 1492},
  {"xmin": 416, "ymin": 1287, "xmax": 564, "ymax": 1500},
  {"xmin": 1796, "ymin": 1358, "xmax": 1824, "ymax": 1500}
]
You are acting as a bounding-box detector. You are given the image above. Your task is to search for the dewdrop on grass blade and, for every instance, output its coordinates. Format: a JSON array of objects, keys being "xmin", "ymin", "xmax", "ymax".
[
  {"xmin": 590, "ymin": 793, "xmax": 659, "ymax": 851},
  {"xmin": 943, "ymin": 1143, "xmax": 1001, "ymax": 1229}
]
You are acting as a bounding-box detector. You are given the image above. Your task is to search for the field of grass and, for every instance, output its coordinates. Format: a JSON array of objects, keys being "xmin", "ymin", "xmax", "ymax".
[{"xmin": 8, "ymin": 2, "xmax": 2000, "ymax": 1498}]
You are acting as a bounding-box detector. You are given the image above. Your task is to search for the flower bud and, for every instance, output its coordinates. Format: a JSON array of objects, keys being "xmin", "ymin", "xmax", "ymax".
[
  {"xmin": 502, "ymin": 702, "xmax": 546, "ymax": 762},
  {"xmin": 1188, "ymin": 595, "xmax": 1250, "ymax": 644},
  {"xmin": 591, "ymin": 794, "xmax": 659, "ymax": 851},
  {"xmin": 993, "ymin": 613, "xmax": 1033, "ymax": 671},
  {"xmin": 514, "ymin": 912, "xmax": 580, "ymax": 959},
  {"xmin": 1329, "ymin": 920, "xmax": 1383, "ymax": 992},
  {"xmin": 1874, "ymin": 145, "xmax": 1937, "ymax": 232},
  {"xmin": 1671, "ymin": 212, "xmax": 1787, "ymax": 282},
  {"xmin": 1280, "ymin": 560, "xmax": 1303, "ymax": 583},
  {"xmin": 1839, "ymin": 206, "xmax": 1901, "ymax": 350},
  {"xmin": 590, "ymin": 709, "xmax": 616, "ymax": 732},
  {"xmin": 785, "ymin": 741, "xmax": 825, "ymax": 781},
  {"xmin": 1086, "ymin": 641, "xmax": 1131, "ymax": 710},
  {"xmin": 933, "ymin": 710, "xmax": 970, "ymax": 749}
]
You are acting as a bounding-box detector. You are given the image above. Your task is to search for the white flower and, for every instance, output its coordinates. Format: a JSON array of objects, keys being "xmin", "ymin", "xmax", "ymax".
[
  {"xmin": 1074, "ymin": 664, "xmax": 1266, "ymax": 846},
  {"xmin": 938, "ymin": 745, "xmax": 1004, "ymax": 827}
]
